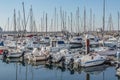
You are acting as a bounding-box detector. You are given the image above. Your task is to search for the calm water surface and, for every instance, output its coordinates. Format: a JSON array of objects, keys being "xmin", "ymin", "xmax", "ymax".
[{"xmin": 0, "ymin": 59, "xmax": 119, "ymax": 80}]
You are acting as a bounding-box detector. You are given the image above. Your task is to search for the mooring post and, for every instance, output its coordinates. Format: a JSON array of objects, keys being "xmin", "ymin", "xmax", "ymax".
[
  {"xmin": 85, "ymin": 35, "xmax": 90, "ymax": 80},
  {"xmin": 86, "ymin": 35, "xmax": 90, "ymax": 54}
]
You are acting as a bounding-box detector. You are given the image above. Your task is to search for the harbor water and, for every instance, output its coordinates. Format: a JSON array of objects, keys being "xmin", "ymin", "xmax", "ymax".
[{"xmin": 0, "ymin": 59, "xmax": 119, "ymax": 80}]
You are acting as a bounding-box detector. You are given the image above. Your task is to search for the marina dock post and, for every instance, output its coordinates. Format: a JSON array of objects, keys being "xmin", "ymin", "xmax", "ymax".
[
  {"xmin": 86, "ymin": 35, "xmax": 90, "ymax": 54},
  {"xmin": 85, "ymin": 35, "xmax": 90, "ymax": 80}
]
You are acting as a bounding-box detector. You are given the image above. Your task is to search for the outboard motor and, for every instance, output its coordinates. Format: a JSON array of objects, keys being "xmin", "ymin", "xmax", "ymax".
[
  {"xmin": 68, "ymin": 58, "xmax": 74, "ymax": 69},
  {"xmin": 21, "ymin": 51, "xmax": 25, "ymax": 57},
  {"xmin": 59, "ymin": 56, "xmax": 66, "ymax": 67},
  {"xmin": 116, "ymin": 51, "xmax": 120, "ymax": 59},
  {"xmin": 57, "ymin": 56, "xmax": 65, "ymax": 63},
  {"xmin": 3, "ymin": 50, "xmax": 9, "ymax": 58},
  {"xmin": 116, "ymin": 63, "xmax": 120, "ymax": 70},
  {"xmin": 47, "ymin": 55, "xmax": 53, "ymax": 64},
  {"xmin": 20, "ymin": 51, "xmax": 26, "ymax": 62}
]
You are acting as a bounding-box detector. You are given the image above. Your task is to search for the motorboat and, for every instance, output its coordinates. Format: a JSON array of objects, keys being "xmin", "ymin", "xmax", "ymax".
[
  {"xmin": 2, "ymin": 49, "xmax": 25, "ymax": 59},
  {"xmin": 74, "ymin": 52, "xmax": 106, "ymax": 67},
  {"xmin": 69, "ymin": 36, "xmax": 83, "ymax": 48},
  {"xmin": 103, "ymin": 36, "xmax": 118, "ymax": 48},
  {"xmin": 4, "ymin": 40, "xmax": 17, "ymax": 48},
  {"xmin": 39, "ymin": 36, "xmax": 50, "ymax": 45},
  {"xmin": 51, "ymin": 49, "xmax": 82, "ymax": 65},
  {"xmin": 47, "ymin": 39, "xmax": 70, "ymax": 52},
  {"xmin": 25, "ymin": 47, "xmax": 50, "ymax": 62}
]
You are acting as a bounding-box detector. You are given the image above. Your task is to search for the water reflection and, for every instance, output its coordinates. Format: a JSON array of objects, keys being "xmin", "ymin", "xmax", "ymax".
[
  {"xmin": 0, "ymin": 58, "xmax": 118, "ymax": 80},
  {"xmin": 83, "ymin": 65, "xmax": 109, "ymax": 80},
  {"xmin": 117, "ymin": 76, "xmax": 120, "ymax": 80},
  {"xmin": 3, "ymin": 57, "xmax": 25, "ymax": 66},
  {"xmin": 82, "ymin": 64, "xmax": 109, "ymax": 75}
]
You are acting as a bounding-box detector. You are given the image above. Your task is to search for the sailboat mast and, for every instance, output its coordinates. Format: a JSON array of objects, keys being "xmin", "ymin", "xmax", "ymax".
[
  {"xmin": 93, "ymin": 14, "xmax": 95, "ymax": 31},
  {"xmin": 57, "ymin": 13, "xmax": 58, "ymax": 31},
  {"xmin": 108, "ymin": 14, "xmax": 113, "ymax": 31},
  {"xmin": 50, "ymin": 19, "xmax": 53, "ymax": 32},
  {"xmin": 60, "ymin": 7, "xmax": 63, "ymax": 31},
  {"xmin": 76, "ymin": 7, "xmax": 80, "ymax": 33},
  {"xmin": 118, "ymin": 12, "xmax": 119, "ymax": 33},
  {"xmin": 18, "ymin": 11, "xmax": 21, "ymax": 32},
  {"xmin": 77, "ymin": 7, "xmax": 80, "ymax": 34},
  {"xmin": 33, "ymin": 20, "xmax": 37, "ymax": 33},
  {"xmin": 70, "ymin": 12, "xmax": 73, "ymax": 33},
  {"xmin": 54, "ymin": 7, "xmax": 56, "ymax": 32},
  {"xmin": 103, "ymin": 0, "xmax": 105, "ymax": 32},
  {"xmin": 43, "ymin": 12, "xmax": 45, "ymax": 32},
  {"xmin": 46, "ymin": 13, "xmax": 47, "ymax": 36},
  {"xmin": 62, "ymin": 11, "xmax": 65, "ymax": 31},
  {"xmin": 90, "ymin": 8, "xmax": 92, "ymax": 32},
  {"xmin": 30, "ymin": 5, "xmax": 33, "ymax": 32},
  {"xmin": 40, "ymin": 17, "xmax": 43, "ymax": 32},
  {"xmin": 8, "ymin": 18, "xmax": 9, "ymax": 31},
  {"xmin": 84, "ymin": 7, "xmax": 86, "ymax": 32},
  {"xmin": 13, "ymin": 9, "xmax": 18, "ymax": 49},
  {"xmin": 14, "ymin": 9, "xmax": 17, "ymax": 32},
  {"xmin": 22, "ymin": 2, "xmax": 26, "ymax": 32},
  {"xmin": 64, "ymin": 11, "xmax": 67, "ymax": 31},
  {"xmin": 68, "ymin": 16, "xmax": 70, "ymax": 32}
]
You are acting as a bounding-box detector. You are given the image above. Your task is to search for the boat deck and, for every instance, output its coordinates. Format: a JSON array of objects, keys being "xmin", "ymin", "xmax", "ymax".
[{"xmin": 97, "ymin": 50, "xmax": 119, "ymax": 56}]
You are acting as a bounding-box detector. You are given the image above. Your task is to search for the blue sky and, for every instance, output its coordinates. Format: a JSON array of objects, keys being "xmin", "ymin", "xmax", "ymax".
[{"xmin": 0, "ymin": 0, "xmax": 120, "ymax": 32}]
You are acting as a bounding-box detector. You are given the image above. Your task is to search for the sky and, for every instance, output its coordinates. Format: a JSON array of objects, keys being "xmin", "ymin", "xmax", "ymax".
[{"xmin": 0, "ymin": 0, "xmax": 120, "ymax": 32}]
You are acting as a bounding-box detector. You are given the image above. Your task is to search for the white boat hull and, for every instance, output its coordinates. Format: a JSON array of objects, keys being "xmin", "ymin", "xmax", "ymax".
[
  {"xmin": 81, "ymin": 59, "xmax": 105, "ymax": 67},
  {"xmin": 6, "ymin": 53, "xmax": 23, "ymax": 58},
  {"xmin": 116, "ymin": 68, "xmax": 120, "ymax": 76},
  {"xmin": 75, "ymin": 53, "xmax": 106, "ymax": 67}
]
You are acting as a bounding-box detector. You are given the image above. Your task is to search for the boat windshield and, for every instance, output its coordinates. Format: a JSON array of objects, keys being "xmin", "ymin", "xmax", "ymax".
[
  {"xmin": 90, "ymin": 44, "xmax": 99, "ymax": 48},
  {"xmin": 89, "ymin": 38, "xmax": 94, "ymax": 41},
  {"xmin": 73, "ymin": 38, "xmax": 82, "ymax": 41},
  {"xmin": 45, "ymin": 37, "xmax": 49, "ymax": 39},
  {"xmin": 57, "ymin": 41, "xmax": 65, "ymax": 44}
]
